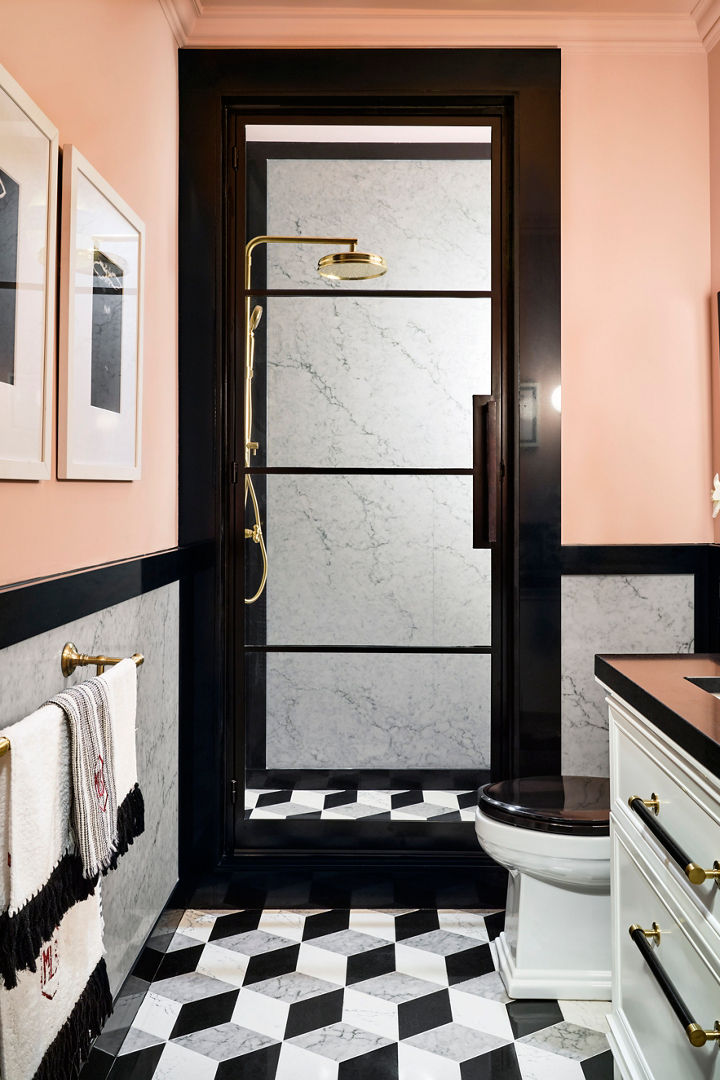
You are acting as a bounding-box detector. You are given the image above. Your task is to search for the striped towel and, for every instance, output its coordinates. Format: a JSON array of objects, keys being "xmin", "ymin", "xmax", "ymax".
[{"xmin": 50, "ymin": 678, "xmax": 119, "ymax": 879}]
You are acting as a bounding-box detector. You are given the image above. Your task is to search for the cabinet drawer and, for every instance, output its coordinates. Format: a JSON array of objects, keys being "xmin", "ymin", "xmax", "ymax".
[
  {"xmin": 610, "ymin": 700, "xmax": 720, "ymax": 929},
  {"xmin": 613, "ymin": 821, "xmax": 720, "ymax": 1080}
]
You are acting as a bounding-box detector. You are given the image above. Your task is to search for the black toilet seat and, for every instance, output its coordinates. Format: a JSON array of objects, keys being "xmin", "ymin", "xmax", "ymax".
[{"xmin": 477, "ymin": 775, "xmax": 610, "ymax": 836}]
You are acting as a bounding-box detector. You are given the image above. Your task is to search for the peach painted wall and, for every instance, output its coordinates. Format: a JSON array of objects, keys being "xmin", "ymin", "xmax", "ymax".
[
  {"xmin": 0, "ymin": 0, "xmax": 178, "ymax": 586},
  {"xmin": 561, "ymin": 48, "xmax": 713, "ymax": 544},
  {"xmin": 709, "ymin": 41, "xmax": 720, "ymax": 544}
]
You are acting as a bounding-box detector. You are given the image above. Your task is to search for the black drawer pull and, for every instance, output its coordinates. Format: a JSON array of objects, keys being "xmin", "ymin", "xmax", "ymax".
[
  {"xmin": 628, "ymin": 795, "xmax": 720, "ymax": 886},
  {"xmin": 629, "ymin": 923, "xmax": 720, "ymax": 1047}
]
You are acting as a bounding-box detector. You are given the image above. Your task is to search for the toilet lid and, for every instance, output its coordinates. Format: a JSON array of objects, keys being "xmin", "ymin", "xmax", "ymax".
[{"xmin": 477, "ymin": 775, "xmax": 610, "ymax": 835}]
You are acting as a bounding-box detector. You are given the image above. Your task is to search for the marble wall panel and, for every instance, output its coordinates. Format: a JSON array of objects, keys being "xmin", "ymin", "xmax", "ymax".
[
  {"xmin": 0, "ymin": 583, "xmax": 179, "ymax": 995},
  {"xmin": 258, "ymin": 475, "xmax": 491, "ymax": 647},
  {"xmin": 265, "ymin": 156, "xmax": 492, "ymax": 292},
  {"xmin": 264, "ymin": 297, "xmax": 490, "ymax": 468},
  {"xmin": 561, "ymin": 574, "xmax": 693, "ymax": 777},
  {"xmin": 265, "ymin": 652, "xmax": 491, "ymax": 769}
]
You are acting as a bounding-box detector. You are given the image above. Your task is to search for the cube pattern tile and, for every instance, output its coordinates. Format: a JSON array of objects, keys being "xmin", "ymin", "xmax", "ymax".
[
  {"xmin": 82, "ymin": 908, "xmax": 614, "ymax": 1079},
  {"xmin": 244, "ymin": 787, "xmax": 478, "ymax": 822}
]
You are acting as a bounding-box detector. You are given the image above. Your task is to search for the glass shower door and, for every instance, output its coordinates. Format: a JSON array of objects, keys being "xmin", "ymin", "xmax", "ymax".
[{"xmin": 238, "ymin": 123, "xmax": 500, "ymax": 840}]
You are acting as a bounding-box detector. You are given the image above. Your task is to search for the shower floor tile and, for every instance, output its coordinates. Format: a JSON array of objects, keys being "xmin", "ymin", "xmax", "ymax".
[
  {"xmin": 82, "ymin": 908, "xmax": 615, "ymax": 1080},
  {"xmin": 244, "ymin": 788, "xmax": 477, "ymax": 821}
]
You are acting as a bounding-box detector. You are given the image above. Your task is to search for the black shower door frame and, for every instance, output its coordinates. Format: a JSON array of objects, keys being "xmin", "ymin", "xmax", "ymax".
[
  {"xmin": 177, "ymin": 49, "xmax": 561, "ymax": 874},
  {"xmin": 227, "ymin": 109, "xmax": 512, "ymax": 852}
]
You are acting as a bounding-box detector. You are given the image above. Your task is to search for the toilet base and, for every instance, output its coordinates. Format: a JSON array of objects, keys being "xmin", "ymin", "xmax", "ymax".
[
  {"xmin": 495, "ymin": 867, "xmax": 611, "ymax": 1000},
  {"xmin": 493, "ymin": 931, "xmax": 611, "ymax": 1000}
]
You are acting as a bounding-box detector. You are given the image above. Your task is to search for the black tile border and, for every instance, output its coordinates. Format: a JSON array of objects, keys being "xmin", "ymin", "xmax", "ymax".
[
  {"xmin": 0, "ymin": 542, "xmax": 213, "ymax": 651},
  {"xmin": 561, "ymin": 545, "xmax": 703, "ymax": 575}
]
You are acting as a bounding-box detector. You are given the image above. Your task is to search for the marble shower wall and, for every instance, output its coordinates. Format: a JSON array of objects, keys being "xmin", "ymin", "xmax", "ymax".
[
  {"xmin": 0, "ymin": 583, "xmax": 179, "ymax": 995},
  {"xmin": 561, "ymin": 574, "xmax": 694, "ymax": 777},
  {"xmin": 261, "ymin": 475, "xmax": 491, "ymax": 648},
  {"xmin": 257, "ymin": 150, "xmax": 493, "ymax": 770},
  {"xmin": 265, "ymin": 652, "xmax": 491, "ymax": 769},
  {"xmin": 265, "ymin": 297, "xmax": 491, "ymax": 468},
  {"xmin": 265, "ymin": 155, "xmax": 492, "ymax": 292}
]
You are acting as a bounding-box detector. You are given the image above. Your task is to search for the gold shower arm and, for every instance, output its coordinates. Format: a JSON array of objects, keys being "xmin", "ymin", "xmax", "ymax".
[{"xmin": 245, "ymin": 234, "xmax": 359, "ymax": 278}]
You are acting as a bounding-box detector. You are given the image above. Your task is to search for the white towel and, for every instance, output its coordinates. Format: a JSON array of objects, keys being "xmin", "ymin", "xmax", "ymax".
[
  {"xmin": 0, "ymin": 704, "xmax": 73, "ymax": 918},
  {"xmin": 0, "ymin": 891, "xmax": 112, "ymax": 1080},
  {"xmin": 0, "ymin": 704, "xmax": 96, "ymax": 990},
  {"xmin": 0, "ymin": 659, "xmax": 143, "ymax": 990},
  {"xmin": 100, "ymin": 658, "xmax": 139, "ymax": 810},
  {"xmin": 97, "ymin": 658, "xmax": 144, "ymax": 868}
]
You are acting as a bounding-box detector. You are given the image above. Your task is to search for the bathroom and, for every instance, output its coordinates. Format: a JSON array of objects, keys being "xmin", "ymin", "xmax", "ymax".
[{"xmin": 0, "ymin": 2, "xmax": 719, "ymax": 1078}]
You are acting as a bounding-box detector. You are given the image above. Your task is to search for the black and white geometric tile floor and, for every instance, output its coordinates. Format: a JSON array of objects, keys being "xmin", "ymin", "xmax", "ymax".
[
  {"xmin": 244, "ymin": 789, "xmax": 478, "ymax": 821},
  {"xmin": 82, "ymin": 907, "xmax": 614, "ymax": 1079}
]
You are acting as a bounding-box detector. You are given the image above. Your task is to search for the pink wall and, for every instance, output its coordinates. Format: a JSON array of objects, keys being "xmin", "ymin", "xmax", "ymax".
[
  {"xmin": 0, "ymin": 0, "xmax": 178, "ymax": 586},
  {"xmin": 709, "ymin": 42, "xmax": 720, "ymax": 543},
  {"xmin": 0, "ymin": 2, "xmax": 714, "ymax": 574},
  {"xmin": 561, "ymin": 49, "xmax": 712, "ymax": 544}
]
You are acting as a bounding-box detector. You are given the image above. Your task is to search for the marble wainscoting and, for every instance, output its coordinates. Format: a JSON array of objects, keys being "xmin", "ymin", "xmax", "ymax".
[
  {"xmin": 561, "ymin": 574, "xmax": 693, "ymax": 777},
  {"xmin": 259, "ymin": 475, "xmax": 491, "ymax": 649},
  {"xmin": 265, "ymin": 652, "xmax": 491, "ymax": 770},
  {"xmin": 264, "ymin": 296, "xmax": 490, "ymax": 469},
  {"xmin": 0, "ymin": 582, "xmax": 179, "ymax": 994},
  {"xmin": 265, "ymin": 155, "xmax": 492, "ymax": 293}
]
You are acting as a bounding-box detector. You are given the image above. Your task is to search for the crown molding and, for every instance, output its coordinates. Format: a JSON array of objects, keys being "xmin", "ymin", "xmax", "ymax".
[
  {"xmin": 693, "ymin": 0, "xmax": 720, "ymax": 49},
  {"xmin": 157, "ymin": 0, "xmax": 197, "ymax": 45},
  {"xmin": 160, "ymin": 5, "xmax": 702, "ymax": 50},
  {"xmin": 159, "ymin": 0, "xmax": 708, "ymax": 52}
]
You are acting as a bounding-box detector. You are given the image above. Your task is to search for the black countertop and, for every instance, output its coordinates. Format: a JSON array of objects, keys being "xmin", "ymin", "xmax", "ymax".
[{"xmin": 595, "ymin": 654, "xmax": 720, "ymax": 779}]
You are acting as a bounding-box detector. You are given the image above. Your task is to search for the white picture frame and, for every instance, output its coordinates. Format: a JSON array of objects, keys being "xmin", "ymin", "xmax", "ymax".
[
  {"xmin": 0, "ymin": 62, "xmax": 57, "ymax": 479},
  {"xmin": 58, "ymin": 145, "xmax": 144, "ymax": 480}
]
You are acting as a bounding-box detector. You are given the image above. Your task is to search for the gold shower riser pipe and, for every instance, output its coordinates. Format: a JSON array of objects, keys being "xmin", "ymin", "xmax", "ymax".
[{"xmin": 242, "ymin": 235, "xmax": 359, "ymax": 606}]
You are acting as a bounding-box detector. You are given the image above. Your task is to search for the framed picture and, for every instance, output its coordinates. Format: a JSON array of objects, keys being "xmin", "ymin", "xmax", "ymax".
[
  {"xmin": 0, "ymin": 62, "xmax": 57, "ymax": 479},
  {"xmin": 58, "ymin": 145, "xmax": 144, "ymax": 480}
]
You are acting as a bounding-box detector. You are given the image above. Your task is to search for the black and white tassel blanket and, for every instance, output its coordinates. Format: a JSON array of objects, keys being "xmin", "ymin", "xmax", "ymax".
[
  {"xmin": 0, "ymin": 659, "xmax": 144, "ymax": 991},
  {"xmin": 0, "ymin": 892, "xmax": 112, "ymax": 1080}
]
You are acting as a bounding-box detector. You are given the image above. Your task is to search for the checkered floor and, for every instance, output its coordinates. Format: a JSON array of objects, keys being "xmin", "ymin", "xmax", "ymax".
[
  {"xmin": 245, "ymin": 788, "xmax": 478, "ymax": 821},
  {"xmin": 87, "ymin": 908, "xmax": 614, "ymax": 1078}
]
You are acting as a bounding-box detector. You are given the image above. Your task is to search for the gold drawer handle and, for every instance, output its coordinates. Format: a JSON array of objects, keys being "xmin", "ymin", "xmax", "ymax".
[
  {"xmin": 628, "ymin": 795, "xmax": 720, "ymax": 888},
  {"xmin": 629, "ymin": 924, "xmax": 720, "ymax": 1047}
]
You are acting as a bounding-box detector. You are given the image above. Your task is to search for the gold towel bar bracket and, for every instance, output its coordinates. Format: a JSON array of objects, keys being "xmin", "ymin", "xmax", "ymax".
[
  {"xmin": 61, "ymin": 642, "xmax": 144, "ymax": 678},
  {"xmin": 0, "ymin": 645, "xmax": 144, "ymax": 759}
]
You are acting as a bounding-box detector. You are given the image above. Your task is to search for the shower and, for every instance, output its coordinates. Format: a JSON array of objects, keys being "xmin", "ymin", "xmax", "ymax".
[{"xmin": 243, "ymin": 234, "xmax": 387, "ymax": 604}]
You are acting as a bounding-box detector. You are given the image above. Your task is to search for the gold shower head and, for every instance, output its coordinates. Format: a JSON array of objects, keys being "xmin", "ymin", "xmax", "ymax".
[{"xmin": 317, "ymin": 249, "xmax": 387, "ymax": 281}]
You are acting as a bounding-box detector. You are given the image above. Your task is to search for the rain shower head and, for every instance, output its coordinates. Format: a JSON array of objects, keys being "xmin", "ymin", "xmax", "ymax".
[
  {"xmin": 317, "ymin": 249, "xmax": 387, "ymax": 281},
  {"xmin": 249, "ymin": 304, "xmax": 264, "ymax": 332}
]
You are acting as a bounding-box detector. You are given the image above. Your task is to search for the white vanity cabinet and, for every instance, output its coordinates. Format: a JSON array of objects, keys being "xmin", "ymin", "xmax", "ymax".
[{"xmin": 605, "ymin": 691, "xmax": 720, "ymax": 1080}]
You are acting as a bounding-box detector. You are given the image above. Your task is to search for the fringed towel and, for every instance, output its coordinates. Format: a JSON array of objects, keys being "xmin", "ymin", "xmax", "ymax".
[
  {"xmin": 0, "ymin": 704, "xmax": 95, "ymax": 991},
  {"xmin": 50, "ymin": 676, "xmax": 119, "ymax": 879},
  {"xmin": 0, "ymin": 658, "xmax": 144, "ymax": 989},
  {"xmin": 0, "ymin": 892, "xmax": 112, "ymax": 1080}
]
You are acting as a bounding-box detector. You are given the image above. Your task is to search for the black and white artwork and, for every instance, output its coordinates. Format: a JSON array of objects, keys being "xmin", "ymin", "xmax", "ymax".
[
  {"xmin": 91, "ymin": 249, "xmax": 123, "ymax": 413},
  {"xmin": 59, "ymin": 146, "xmax": 144, "ymax": 480},
  {"xmin": 0, "ymin": 167, "xmax": 19, "ymax": 387},
  {"xmin": 0, "ymin": 62, "xmax": 57, "ymax": 479}
]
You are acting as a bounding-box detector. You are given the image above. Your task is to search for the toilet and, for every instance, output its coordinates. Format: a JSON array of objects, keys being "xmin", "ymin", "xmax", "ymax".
[{"xmin": 475, "ymin": 775, "xmax": 611, "ymax": 1000}]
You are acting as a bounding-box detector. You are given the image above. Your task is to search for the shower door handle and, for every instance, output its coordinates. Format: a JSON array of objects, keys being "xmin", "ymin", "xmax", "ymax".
[{"xmin": 473, "ymin": 395, "xmax": 497, "ymax": 548}]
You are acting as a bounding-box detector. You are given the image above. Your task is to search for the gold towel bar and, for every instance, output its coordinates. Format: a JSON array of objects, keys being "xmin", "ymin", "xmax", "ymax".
[
  {"xmin": 61, "ymin": 642, "xmax": 144, "ymax": 678},
  {"xmin": 0, "ymin": 643, "xmax": 144, "ymax": 759}
]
